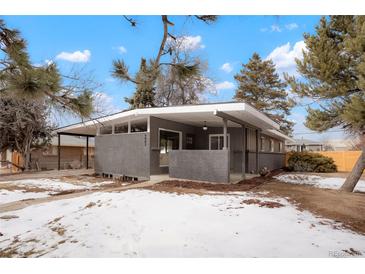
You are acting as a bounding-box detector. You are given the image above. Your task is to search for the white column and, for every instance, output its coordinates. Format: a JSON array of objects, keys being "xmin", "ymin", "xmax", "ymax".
[
  {"xmin": 111, "ymin": 124, "xmax": 115, "ymax": 134},
  {"xmin": 223, "ymin": 118, "xmax": 228, "ymax": 150},
  {"xmin": 256, "ymin": 129, "xmax": 260, "ymax": 173},
  {"xmin": 128, "ymin": 120, "xmax": 131, "ymax": 133},
  {"xmin": 147, "ymin": 116, "xmax": 150, "ymax": 133}
]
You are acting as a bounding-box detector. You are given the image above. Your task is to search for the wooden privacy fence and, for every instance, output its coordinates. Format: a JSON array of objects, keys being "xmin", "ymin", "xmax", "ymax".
[
  {"xmin": 286, "ymin": 150, "xmax": 362, "ymax": 172},
  {"xmin": 318, "ymin": 151, "xmax": 361, "ymax": 172}
]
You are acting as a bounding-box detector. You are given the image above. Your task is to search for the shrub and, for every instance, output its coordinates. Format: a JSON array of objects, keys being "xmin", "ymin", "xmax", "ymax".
[{"xmin": 287, "ymin": 152, "xmax": 337, "ymax": 173}]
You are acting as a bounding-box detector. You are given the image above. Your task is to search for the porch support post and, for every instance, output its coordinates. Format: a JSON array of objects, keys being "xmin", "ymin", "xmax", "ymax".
[
  {"xmin": 147, "ymin": 116, "xmax": 150, "ymax": 132},
  {"xmin": 223, "ymin": 118, "xmax": 228, "ymax": 150},
  {"xmin": 241, "ymin": 125, "xmax": 246, "ymax": 179},
  {"xmin": 256, "ymin": 129, "xmax": 260, "ymax": 173},
  {"xmin": 128, "ymin": 120, "xmax": 131, "ymax": 133},
  {"xmin": 57, "ymin": 133, "xmax": 61, "ymax": 170},
  {"xmin": 86, "ymin": 136, "xmax": 89, "ymax": 169}
]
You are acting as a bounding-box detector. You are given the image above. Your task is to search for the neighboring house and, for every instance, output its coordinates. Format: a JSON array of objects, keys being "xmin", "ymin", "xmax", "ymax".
[
  {"xmin": 323, "ymin": 138, "xmax": 358, "ymax": 151},
  {"xmin": 1, "ymin": 136, "xmax": 94, "ymax": 172},
  {"xmin": 286, "ymin": 138, "xmax": 324, "ymax": 152},
  {"xmin": 30, "ymin": 135, "xmax": 95, "ymax": 170},
  {"xmin": 57, "ymin": 102, "xmax": 292, "ymax": 183}
]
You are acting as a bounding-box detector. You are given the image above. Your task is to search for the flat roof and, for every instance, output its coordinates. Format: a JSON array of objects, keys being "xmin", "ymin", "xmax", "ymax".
[{"xmin": 57, "ymin": 102, "xmax": 292, "ymax": 141}]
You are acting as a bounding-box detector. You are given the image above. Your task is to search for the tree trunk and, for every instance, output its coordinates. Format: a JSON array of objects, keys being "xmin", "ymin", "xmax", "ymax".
[
  {"xmin": 23, "ymin": 151, "xmax": 31, "ymax": 171},
  {"xmin": 340, "ymin": 132, "xmax": 365, "ymax": 192},
  {"xmin": 22, "ymin": 140, "xmax": 32, "ymax": 171}
]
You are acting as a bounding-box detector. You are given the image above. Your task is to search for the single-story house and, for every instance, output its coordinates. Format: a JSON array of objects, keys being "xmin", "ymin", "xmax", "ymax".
[
  {"xmin": 323, "ymin": 138, "xmax": 358, "ymax": 151},
  {"xmin": 286, "ymin": 138, "xmax": 324, "ymax": 152},
  {"xmin": 57, "ymin": 102, "xmax": 292, "ymax": 183},
  {"xmin": 30, "ymin": 135, "xmax": 95, "ymax": 170}
]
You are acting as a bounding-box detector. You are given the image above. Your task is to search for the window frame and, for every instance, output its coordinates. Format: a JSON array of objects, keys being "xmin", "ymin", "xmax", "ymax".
[{"xmin": 209, "ymin": 134, "xmax": 231, "ymax": 150}]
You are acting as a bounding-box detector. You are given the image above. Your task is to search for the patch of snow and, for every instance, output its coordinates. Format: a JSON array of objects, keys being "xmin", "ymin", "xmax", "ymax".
[
  {"xmin": 0, "ymin": 178, "xmax": 114, "ymax": 192},
  {"xmin": 274, "ymin": 174, "xmax": 365, "ymax": 192},
  {"xmin": 1, "ymin": 189, "xmax": 364, "ymax": 257},
  {"xmin": 0, "ymin": 189, "xmax": 51, "ymax": 204}
]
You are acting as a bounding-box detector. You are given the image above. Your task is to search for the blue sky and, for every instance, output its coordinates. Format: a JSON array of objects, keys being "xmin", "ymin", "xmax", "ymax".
[{"xmin": 2, "ymin": 15, "xmax": 347, "ymax": 141}]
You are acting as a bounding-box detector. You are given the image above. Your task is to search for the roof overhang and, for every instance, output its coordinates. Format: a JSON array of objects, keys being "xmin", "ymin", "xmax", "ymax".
[{"xmin": 57, "ymin": 102, "xmax": 289, "ymax": 140}]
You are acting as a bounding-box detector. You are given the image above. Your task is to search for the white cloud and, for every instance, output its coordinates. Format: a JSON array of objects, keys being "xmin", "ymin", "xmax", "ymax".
[
  {"xmin": 266, "ymin": 41, "xmax": 306, "ymax": 76},
  {"xmin": 215, "ymin": 81, "xmax": 235, "ymax": 90},
  {"xmin": 56, "ymin": 50, "xmax": 91, "ymax": 63},
  {"xmin": 168, "ymin": 35, "xmax": 205, "ymax": 51},
  {"xmin": 220, "ymin": 62, "xmax": 233, "ymax": 73},
  {"xmin": 92, "ymin": 92, "xmax": 119, "ymax": 115},
  {"xmin": 271, "ymin": 24, "xmax": 282, "ymax": 32},
  {"xmin": 33, "ymin": 59, "xmax": 54, "ymax": 67},
  {"xmin": 118, "ymin": 46, "xmax": 127, "ymax": 54},
  {"xmin": 285, "ymin": 23, "xmax": 299, "ymax": 30},
  {"xmin": 45, "ymin": 59, "xmax": 53, "ymax": 66}
]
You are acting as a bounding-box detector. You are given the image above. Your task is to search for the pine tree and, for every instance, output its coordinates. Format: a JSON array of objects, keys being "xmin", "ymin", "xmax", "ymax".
[
  {"xmin": 286, "ymin": 16, "xmax": 365, "ymax": 192},
  {"xmin": 234, "ymin": 53, "xmax": 295, "ymax": 136},
  {"xmin": 123, "ymin": 58, "xmax": 156, "ymax": 109},
  {"xmin": 0, "ymin": 19, "xmax": 93, "ymax": 117}
]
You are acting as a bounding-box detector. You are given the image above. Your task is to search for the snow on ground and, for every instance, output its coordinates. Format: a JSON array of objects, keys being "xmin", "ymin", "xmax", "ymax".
[
  {"xmin": 0, "ymin": 178, "xmax": 118, "ymax": 192},
  {"xmin": 0, "ymin": 178, "xmax": 117, "ymax": 205},
  {"xmin": 274, "ymin": 174, "xmax": 365, "ymax": 192},
  {"xmin": 1, "ymin": 189, "xmax": 364, "ymax": 257},
  {"xmin": 0, "ymin": 189, "xmax": 50, "ymax": 204}
]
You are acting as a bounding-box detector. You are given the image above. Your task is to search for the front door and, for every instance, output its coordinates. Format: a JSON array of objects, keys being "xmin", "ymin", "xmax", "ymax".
[{"xmin": 159, "ymin": 129, "xmax": 181, "ymax": 167}]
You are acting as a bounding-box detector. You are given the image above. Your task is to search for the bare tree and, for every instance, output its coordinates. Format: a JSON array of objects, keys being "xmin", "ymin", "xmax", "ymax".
[
  {"xmin": 0, "ymin": 97, "xmax": 53, "ymax": 171},
  {"xmin": 112, "ymin": 15, "xmax": 217, "ymax": 108},
  {"xmin": 155, "ymin": 36, "xmax": 215, "ymax": 106}
]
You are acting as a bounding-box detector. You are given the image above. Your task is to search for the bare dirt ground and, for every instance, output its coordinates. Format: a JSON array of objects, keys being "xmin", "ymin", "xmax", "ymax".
[
  {"xmin": 255, "ymin": 180, "xmax": 365, "ymax": 234},
  {"xmin": 147, "ymin": 172, "xmax": 365, "ymax": 235}
]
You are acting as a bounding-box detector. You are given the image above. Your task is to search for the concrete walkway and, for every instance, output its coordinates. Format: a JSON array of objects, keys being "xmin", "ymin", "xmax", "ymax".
[{"xmin": 0, "ymin": 178, "xmax": 162, "ymax": 214}]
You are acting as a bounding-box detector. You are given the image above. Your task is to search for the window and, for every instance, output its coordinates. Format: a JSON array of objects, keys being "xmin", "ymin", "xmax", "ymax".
[
  {"xmin": 131, "ymin": 119, "xmax": 147, "ymax": 132},
  {"xmin": 260, "ymin": 136, "xmax": 265, "ymax": 151},
  {"xmin": 270, "ymin": 139, "xmax": 274, "ymax": 152},
  {"xmin": 186, "ymin": 136, "xmax": 193, "ymax": 145},
  {"xmin": 100, "ymin": 125, "xmax": 112, "ymax": 135},
  {"xmin": 209, "ymin": 134, "xmax": 230, "ymax": 150},
  {"xmin": 114, "ymin": 122, "xmax": 128, "ymax": 134},
  {"xmin": 279, "ymin": 142, "xmax": 283, "ymax": 152}
]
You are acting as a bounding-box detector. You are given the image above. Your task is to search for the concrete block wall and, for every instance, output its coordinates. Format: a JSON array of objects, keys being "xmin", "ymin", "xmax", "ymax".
[
  {"xmin": 169, "ymin": 150, "xmax": 230, "ymax": 183},
  {"xmin": 259, "ymin": 152, "xmax": 285, "ymax": 171},
  {"xmin": 95, "ymin": 132, "xmax": 150, "ymax": 179}
]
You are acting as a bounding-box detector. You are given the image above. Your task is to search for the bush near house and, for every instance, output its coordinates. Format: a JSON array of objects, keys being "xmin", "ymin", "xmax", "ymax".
[{"xmin": 287, "ymin": 152, "xmax": 337, "ymax": 173}]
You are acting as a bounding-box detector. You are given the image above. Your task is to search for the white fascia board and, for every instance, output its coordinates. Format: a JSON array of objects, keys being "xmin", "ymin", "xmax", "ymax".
[
  {"xmin": 58, "ymin": 103, "xmax": 247, "ymax": 132},
  {"xmin": 244, "ymin": 104, "xmax": 280, "ymax": 130},
  {"xmin": 58, "ymin": 102, "xmax": 281, "ymax": 133},
  {"xmin": 264, "ymin": 129, "xmax": 294, "ymax": 142}
]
